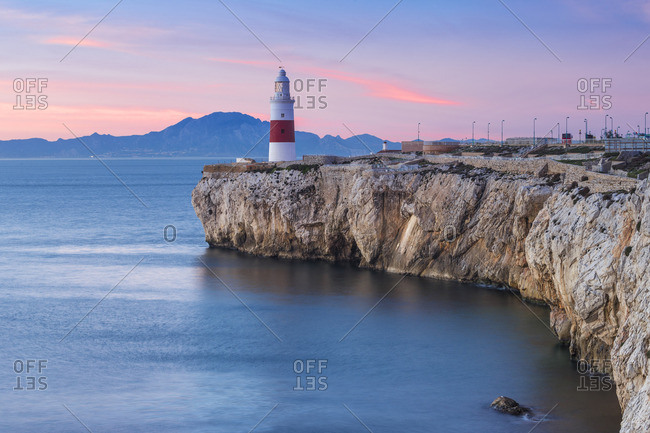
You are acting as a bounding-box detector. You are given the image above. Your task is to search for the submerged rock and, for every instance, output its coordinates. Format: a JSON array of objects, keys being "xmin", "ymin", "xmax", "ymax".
[{"xmin": 490, "ymin": 396, "xmax": 531, "ymax": 416}]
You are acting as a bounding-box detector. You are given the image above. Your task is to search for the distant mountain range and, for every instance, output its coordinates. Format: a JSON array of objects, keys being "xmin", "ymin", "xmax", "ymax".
[{"xmin": 0, "ymin": 112, "xmax": 400, "ymax": 159}]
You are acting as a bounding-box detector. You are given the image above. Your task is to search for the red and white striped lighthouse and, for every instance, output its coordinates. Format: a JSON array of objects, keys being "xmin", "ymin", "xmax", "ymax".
[{"xmin": 269, "ymin": 68, "xmax": 296, "ymax": 162}]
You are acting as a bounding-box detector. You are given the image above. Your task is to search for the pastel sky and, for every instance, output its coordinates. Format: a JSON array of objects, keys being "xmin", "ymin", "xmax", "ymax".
[{"xmin": 1, "ymin": 0, "xmax": 649, "ymax": 142}]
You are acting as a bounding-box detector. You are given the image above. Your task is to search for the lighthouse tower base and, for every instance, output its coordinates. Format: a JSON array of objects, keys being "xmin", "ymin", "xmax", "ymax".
[{"xmin": 269, "ymin": 142, "xmax": 296, "ymax": 162}]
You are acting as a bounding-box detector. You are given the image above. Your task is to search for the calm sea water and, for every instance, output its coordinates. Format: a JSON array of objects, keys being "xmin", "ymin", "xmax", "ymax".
[{"xmin": 0, "ymin": 159, "xmax": 620, "ymax": 432}]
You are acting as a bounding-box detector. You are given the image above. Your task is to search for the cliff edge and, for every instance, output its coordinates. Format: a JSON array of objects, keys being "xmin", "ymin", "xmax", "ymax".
[{"xmin": 192, "ymin": 157, "xmax": 648, "ymax": 433}]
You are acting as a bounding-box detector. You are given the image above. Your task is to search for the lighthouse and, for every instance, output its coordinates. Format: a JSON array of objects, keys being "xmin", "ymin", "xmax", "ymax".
[{"xmin": 269, "ymin": 68, "xmax": 296, "ymax": 162}]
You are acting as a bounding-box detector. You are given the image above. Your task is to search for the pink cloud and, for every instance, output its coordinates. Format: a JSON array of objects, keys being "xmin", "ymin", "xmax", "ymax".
[
  {"xmin": 203, "ymin": 59, "xmax": 458, "ymax": 106},
  {"xmin": 0, "ymin": 104, "xmax": 204, "ymax": 140},
  {"xmin": 374, "ymin": 85, "xmax": 460, "ymax": 105},
  {"xmin": 208, "ymin": 58, "xmax": 278, "ymax": 68},
  {"xmin": 56, "ymin": 78, "xmax": 223, "ymax": 93},
  {"xmin": 44, "ymin": 36, "xmax": 112, "ymax": 49},
  {"xmin": 314, "ymin": 68, "xmax": 460, "ymax": 106},
  {"xmin": 210, "ymin": 60, "xmax": 460, "ymax": 106}
]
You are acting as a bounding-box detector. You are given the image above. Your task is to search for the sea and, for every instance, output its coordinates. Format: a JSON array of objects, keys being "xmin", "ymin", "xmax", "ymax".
[{"xmin": 0, "ymin": 158, "xmax": 621, "ymax": 432}]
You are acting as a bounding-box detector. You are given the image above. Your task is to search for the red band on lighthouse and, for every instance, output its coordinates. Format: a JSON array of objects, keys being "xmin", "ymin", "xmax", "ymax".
[{"xmin": 270, "ymin": 120, "xmax": 295, "ymax": 142}]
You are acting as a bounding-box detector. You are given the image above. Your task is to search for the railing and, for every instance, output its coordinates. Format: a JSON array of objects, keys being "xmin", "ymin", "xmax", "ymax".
[
  {"xmin": 605, "ymin": 139, "xmax": 650, "ymax": 152},
  {"xmin": 521, "ymin": 137, "xmax": 557, "ymax": 157}
]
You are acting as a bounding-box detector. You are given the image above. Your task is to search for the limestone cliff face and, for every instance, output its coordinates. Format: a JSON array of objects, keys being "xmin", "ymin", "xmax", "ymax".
[
  {"xmin": 524, "ymin": 184, "xmax": 650, "ymax": 433},
  {"xmin": 525, "ymin": 185, "xmax": 650, "ymax": 433},
  {"xmin": 193, "ymin": 164, "xmax": 552, "ymax": 290},
  {"xmin": 192, "ymin": 162, "xmax": 649, "ymax": 433}
]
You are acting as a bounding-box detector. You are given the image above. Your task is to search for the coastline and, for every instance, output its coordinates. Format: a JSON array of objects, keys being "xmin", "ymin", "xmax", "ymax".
[{"xmin": 192, "ymin": 155, "xmax": 649, "ymax": 433}]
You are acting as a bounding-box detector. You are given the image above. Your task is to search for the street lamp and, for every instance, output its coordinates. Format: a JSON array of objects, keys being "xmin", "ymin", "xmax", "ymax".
[
  {"xmin": 556, "ymin": 123, "xmax": 560, "ymax": 143},
  {"xmin": 584, "ymin": 119, "xmax": 588, "ymax": 143},
  {"xmin": 418, "ymin": 123, "xmax": 421, "ymax": 141},
  {"xmin": 472, "ymin": 121, "xmax": 476, "ymax": 146},
  {"xmin": 533, "ymin": 117, "xmax": 537, "ymax": 146},
  {"xmin": 488, "ymin": 122, "xmax": 490, "ymax": 142},
  {"xmin": 645, "ymin": 112, "xmax": 648, "ymax": 135},
  {"xmin": 566, "ymin": 117, "xmax": 570, "ymax": 144},
  {"xmin": 501, "ymin": 120, "xmax": 505, "ymax": 146}
]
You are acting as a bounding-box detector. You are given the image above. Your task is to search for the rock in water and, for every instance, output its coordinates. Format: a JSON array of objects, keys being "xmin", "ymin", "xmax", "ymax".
[{"xmin": 491, "ymin": 396, "xmax": 531, "ymax": 416}]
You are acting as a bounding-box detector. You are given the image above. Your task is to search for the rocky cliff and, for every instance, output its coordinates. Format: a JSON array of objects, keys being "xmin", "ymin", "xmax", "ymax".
[{"xmin": 192, "ymin": 158, "xmax": 649, "ymax": 433}]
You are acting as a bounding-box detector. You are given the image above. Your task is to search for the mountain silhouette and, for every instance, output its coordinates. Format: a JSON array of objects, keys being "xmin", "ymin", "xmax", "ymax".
[{"xmin": 0, "ymin": 112, "xmax": 398, "ymax": 158}]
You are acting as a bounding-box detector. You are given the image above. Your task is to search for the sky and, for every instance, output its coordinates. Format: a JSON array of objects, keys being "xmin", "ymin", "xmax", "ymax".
[{"xmin": 1, "ymin": 0, "xmax": 649, "ymax": 142}]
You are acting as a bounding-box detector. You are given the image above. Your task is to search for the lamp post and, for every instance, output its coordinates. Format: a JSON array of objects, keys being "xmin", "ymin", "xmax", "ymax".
[
  {"xmin": 487, "ymin": 122, "xmax": 490, "ymax": 142},
  {"xmin": 418, "ymin": 123, "xmax": 421, "ymax": 141},
  {"xmin": 533, "ymin": 117, "xmax": 537, "ymax": 146},
  {"xmin": 501, "ymin": 120, "xmax": 505, "ymax": 146},
  {"xmin": 645, "ymin": 112, "xmax": 648, "ymax": 135},
  {"xmin": 584, "ymin": 119, "xmax": 588, "ymax": 143},
  {"xmin": 472, "ymin": 121, "xmax": 475, "ymax": 146},
  {"xmin": 557, "ymin": 123, "xmax": 560, "ymax": 143},
  {"xmin": 565, "ymin": 117, "xmax": 570, "ymax": 144}
]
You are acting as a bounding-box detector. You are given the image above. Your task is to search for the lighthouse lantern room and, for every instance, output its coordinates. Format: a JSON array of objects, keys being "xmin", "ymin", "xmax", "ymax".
[{"xmin": 268, "ymin": 68, "xmax": 296, "ymax": 162}]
